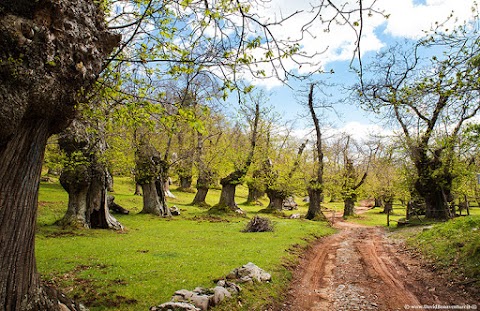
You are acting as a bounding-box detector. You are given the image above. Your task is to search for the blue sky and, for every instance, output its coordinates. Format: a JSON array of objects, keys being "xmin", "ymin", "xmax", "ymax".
[{"xmin": 235, "ymin": 0, "xmax": 478, "ymax": 140}]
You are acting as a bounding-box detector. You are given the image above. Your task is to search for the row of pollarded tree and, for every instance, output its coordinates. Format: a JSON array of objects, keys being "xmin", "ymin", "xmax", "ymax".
[{"xmin": 52, "ymin": 83, "xmax": 375, "ymax": 228}]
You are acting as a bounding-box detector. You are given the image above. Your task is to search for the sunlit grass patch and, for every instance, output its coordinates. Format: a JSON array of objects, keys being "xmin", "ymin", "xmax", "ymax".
[
  {"xmin": 36, "ymin": 178, "xmax": 335, "ymax": 311},
  {"xmin": 406, "ymin": 215, "xmax": 480, "ymax": 286},
  {"xmin": 348, "ymin": 204, "xmax": 407, "ymax": 227}
]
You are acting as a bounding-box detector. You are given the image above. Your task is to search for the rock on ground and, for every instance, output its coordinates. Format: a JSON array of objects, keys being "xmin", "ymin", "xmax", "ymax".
[{"xmin": 226, "ymin": 262, "xmax": 272, "ymax": 284}]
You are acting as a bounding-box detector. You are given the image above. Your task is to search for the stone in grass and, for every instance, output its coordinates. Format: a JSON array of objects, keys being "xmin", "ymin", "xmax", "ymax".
[
  {"xmin": 211, "ymin": 286, "xmax": 232, "ymax": 307},
  {"xmin": 226, "ymin": 262, "xmax": 272, "ymax": 284},
  {"xmin": 172, "ymin": 289, "xmax": 210, "ymax": 311},
  {"xmin": 216, "ymin": 280, "xmax": 242, "ymax": 295},
  {"xmin": 150, "ymin": 301, "xmax": 200, "ymax": 311}
]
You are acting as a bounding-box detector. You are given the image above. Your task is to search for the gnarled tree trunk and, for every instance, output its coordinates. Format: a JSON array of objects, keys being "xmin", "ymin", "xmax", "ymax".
[
  {"xmin": 307, "ymin": 186, "xmax": 327, "ymax": 220},
  {"xmin": 59, "ymin": 165, "xmax": 90, "ymax": 226},
  {"xmin": 192, "ymin": 173, "xmax": 213, "ymax": 207},
  {"xmin": 58, "ymin": 119, "xmax": 122, "ymax": 230},
  {"xmin": 343, "ymin": 196, "xmax": 356, "ymax": 217},
  {"xmin": 212, "ymin": 102, "xmax": 260, "ymax": 212},
  {"xmin": 217, "ymin": 178, "xmax": 240, "ymax": 210},
  {"xmin": 139, "ymin": 181, "xmax": 170, "ymax": 216},
  {"xmin": 265, "ymin": 189, "xmax": 286, "ymax": 211},
  {"xmin": 413, "ymin": 147, "xmax": 453, "ymax": 220},
  {"xmin": 136, "ymin": 139, "xmax": 171, "ymax": 217},
  {"xmin": 0, "ymin": 121, "xmax": 58, "ymax": 310},
  {"xmin": 0, "ymin": 0, "xmax": 119, "ymax": 308}
]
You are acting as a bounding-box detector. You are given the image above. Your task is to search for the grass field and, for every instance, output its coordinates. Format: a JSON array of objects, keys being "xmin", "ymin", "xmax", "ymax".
[
  {"xmin": 36, "ymin": 178, "xmax": 480, "ymax": 309},
  {"xmin": 36, "ymin": 178, "xmax": 335, "ymax": 310}
]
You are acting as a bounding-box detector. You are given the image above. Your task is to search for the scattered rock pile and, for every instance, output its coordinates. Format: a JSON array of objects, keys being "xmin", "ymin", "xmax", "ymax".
[
  {"xmin": 225, "ymin": 262, "xmax": 272, "ymax": 284},
  {"xmin": 149, "ymin": 263, "xmax": 270, "ymax": 311}
]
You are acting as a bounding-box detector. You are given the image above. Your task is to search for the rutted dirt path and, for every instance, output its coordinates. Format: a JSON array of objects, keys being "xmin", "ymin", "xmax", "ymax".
[{"xmin": 280, "ymin": 213, "xmax": 479, "ymax": 311}]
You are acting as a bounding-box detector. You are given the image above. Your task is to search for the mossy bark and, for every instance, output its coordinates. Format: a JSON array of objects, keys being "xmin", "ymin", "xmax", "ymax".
[
  {"xmin": 0, "ymin": 0, "xmax": 119, "ymax": 308},
  {"xmin": 58, "ymin": 120, "xmax": 122, "ymax": 230}
]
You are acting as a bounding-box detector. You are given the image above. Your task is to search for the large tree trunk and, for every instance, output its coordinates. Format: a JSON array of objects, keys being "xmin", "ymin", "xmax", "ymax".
[
  {"xmin": 423, "ymin": 190, "xmax": 452, "ymax": 219},
  {"xmin": 58, "ymin": 120, "xmax": 122, "ymax": 230},
  {"xmin": 413, "ymin": 151, "xmax": 453, "ymax": 220},
  {"xmin": 217, "ymin": 182, "xmax": 238, "ymax": 210},
  {"xmin": 306, "ymin": 187, "xmax": 327, "ymax": 221},
  {"xmin": 0, "ymin": 121, "xmax": 51, "ymax": 310},
  {"xmin": 0, "ymin": 0, "xmax": 119, "ymax": 307},
  {"xmin": 343, "ymin": 196, "xmax": 356, "ymax": 217},
  {"xmin": 135, "ymin": 139, "xmax": 171, "ymax": 217},
  {"xmin": 59, "ymin": 165, "xmax": 90, "ymax": 227},
  {"xmin": 0, "ymin": 121, "xmax": 82, "ymax": 310},
  {"xmin": 265, "ymin": 189, "xmax": 285, "ymax": 211},
  {"xmin": 192, "ymin": 186, "xmax": 209, "ymax": 206},
  {"xmin": 140, "ymin": 181, "xmax": 170, "ymax": 216},
  {"xmin": 179, "ymin": 175, "xmax": 193, "ymax": 190},
  {"xmin": 192, "ymin": 174, "xmax": 212, "ymax": 207},
  {"xmin": 88, "ymin": 163, "xmax": 123, "ymax": 228}
]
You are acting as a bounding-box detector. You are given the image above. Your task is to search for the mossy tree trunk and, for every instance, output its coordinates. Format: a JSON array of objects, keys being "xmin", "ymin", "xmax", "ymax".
[
  {"xmin": 342, "ymin": 158, "xmax": 367, "ymax": 218},
  {"xmin": 412, "ymin": 146, "xmax": 454, "ymax": 219},
  {"xmin": 58, "ymin": 119, "xmax": 122, "ymax": 230},
  {"xmin": 0, "ymin": 0, "xmax": 118, "ymax": 308},
  {"xmin": 192, "ymin": 173, "xmax": 214, "ymax": 207},
  {"xmin": 265, "ymin": 189, "xmax": 286, "ymax": 211},
  {"xmin": 217, "ymin": 179, "xmax": 240, "ymax": 210},
  {"xmin": 381, "ymin": 195, "xmax": 394, "ymax": 214},
  {"xmin": 136, "ymin": 138, "xmax": 171, "ymax": 217},
  {"xmin": 191, "ymin": 132, "xmax": 215, "ymax": 206},
  {"xmin": 307, "ymin": 185, "xmax": 327, "ymax": 220},
  {"xmin": 212, "ymin": 102, "xmax": 260, "ymax": 212}
]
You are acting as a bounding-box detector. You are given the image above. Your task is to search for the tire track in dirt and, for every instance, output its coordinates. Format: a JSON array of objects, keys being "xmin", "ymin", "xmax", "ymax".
[{"xmin": 279, "ymin": 218, "xmax": 479, "ymax": 311}]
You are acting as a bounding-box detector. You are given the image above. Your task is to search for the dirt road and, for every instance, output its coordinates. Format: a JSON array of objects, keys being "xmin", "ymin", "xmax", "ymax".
[{"xmin": 280, "ymin": 217, "xmax": 479, "ymax": 311}]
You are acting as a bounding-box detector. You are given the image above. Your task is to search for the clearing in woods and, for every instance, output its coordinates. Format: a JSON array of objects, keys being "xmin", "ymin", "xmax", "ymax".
[{"xmin": 280, "ymin": 208, "xmax": 479, "ymax": 311}]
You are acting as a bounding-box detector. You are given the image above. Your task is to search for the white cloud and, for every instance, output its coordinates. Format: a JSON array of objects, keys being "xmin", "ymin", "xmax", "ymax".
[
  {"xmin": 332, "ymin": 121, "xmax": 391, "ymax": 142},
  {"xmin": 240, "ymin": 0, "xmax": 477, "ymax": 88},
  {"xmin": 379, "ymin": 0, "xmax": 475, "ymax": 39}
]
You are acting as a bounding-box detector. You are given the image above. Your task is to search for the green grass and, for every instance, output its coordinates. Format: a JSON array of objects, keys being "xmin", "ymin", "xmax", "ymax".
[
  {"xmin": 405, "ymin": 216, "xmax": 480, "ymax": 285},
  {"xmin": 37, "ymin": 179, "xmax": 480, "ymax": 309},
  {"xmin": 348, "ymin": 203, "xmax": 407, "ymax": 227},
  {"xmin": 36, "ymin": 178, "xmax": 335, "ymax": 310}
]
